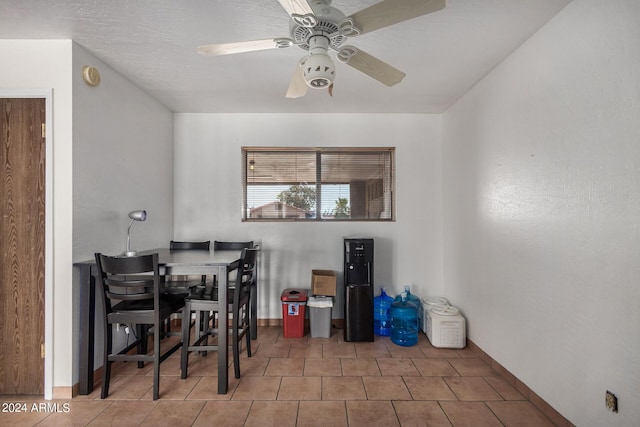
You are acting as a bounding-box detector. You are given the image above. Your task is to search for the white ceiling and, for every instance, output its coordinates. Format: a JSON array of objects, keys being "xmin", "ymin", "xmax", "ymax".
[{"xmin": 0, "ymin": 0, "xmax": 572, "ymax": 113}]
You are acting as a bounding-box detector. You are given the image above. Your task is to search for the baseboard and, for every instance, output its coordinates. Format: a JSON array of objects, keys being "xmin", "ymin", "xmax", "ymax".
[
  {"xmin": 52, "ymin": 386, "xmax": 73, "ymax": 400},
  {"xmin": 257, "ymin": 318, "xmax": 345, "ymax": 329}
]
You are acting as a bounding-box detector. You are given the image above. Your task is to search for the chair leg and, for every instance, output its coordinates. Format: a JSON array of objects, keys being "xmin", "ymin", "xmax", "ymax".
[
  {"xmin": 180, "ymin": 303, "xmax": 191, "ymax": 379},
  {"xmin": 250, "ymin": 284, "xmax": 257, "ymax": 340},
  {"xmin": 137, "ymin": 324, "xmax": 147, "ymax": 368},
  {"xmin": 233, "ymin": 318, "xmax": 240, "ymax": 379},
  {"xmin": 153, "ymin": 321, "xmax": 161, "ymax": 400},
  {"xmin": 101, "ymin": 324, "xmax": 113, "ymax": 399},
  {"xmin": 246, "ymin": 319, "xmax": 252, "ymax": 358}
]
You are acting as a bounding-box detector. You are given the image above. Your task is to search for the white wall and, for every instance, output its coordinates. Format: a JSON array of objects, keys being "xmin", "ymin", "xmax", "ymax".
[
  {"xmin": 174, "ymin": 113, "xmax": 443, "ymax": 319},
  {"xmin": 442, "ymin": 0, "xmax": 640, "ymax": 425},
  {"xmin": 72, "ymin": 43, "xmax": 174, "ymax": 260},
  {"xmin": 72, "ymin": 43, "xmax": 174, "ymax": 382}
]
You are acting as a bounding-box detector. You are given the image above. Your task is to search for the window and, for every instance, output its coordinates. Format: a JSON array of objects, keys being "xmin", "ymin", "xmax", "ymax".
[{"xmin": 242, "ymin": 147, "xmax": 395, "ymax": 221}]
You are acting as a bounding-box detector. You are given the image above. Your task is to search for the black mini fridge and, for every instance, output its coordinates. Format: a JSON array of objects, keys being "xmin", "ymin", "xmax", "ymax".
[{"xmin": 344, "ymin": 238, "xmax": 374, "ymax": 342}]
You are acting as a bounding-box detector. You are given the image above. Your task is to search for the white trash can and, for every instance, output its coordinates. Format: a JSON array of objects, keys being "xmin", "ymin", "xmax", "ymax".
[{"xmin": 308, "ymin": 296, "xmax": 333, "ymax": 338}]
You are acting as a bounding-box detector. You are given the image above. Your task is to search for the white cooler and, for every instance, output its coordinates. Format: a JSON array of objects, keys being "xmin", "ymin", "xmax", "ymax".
[
  {"xmin": 426, "ymin": 305, "xmax": 466, "ymax": 349},
  {"xmin": 421, "ymin": 297, "xmax": 449, "ymax": 332}
]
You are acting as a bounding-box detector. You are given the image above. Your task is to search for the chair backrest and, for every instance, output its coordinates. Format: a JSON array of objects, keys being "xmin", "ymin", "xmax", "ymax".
[
  {"xmin": 214, "ymin": 240, "xmax": 254, "ymax": 250},
  {"xmin": 94, "ymin": 253, "xmax": 161, "ymax": 314},
  {"xmin": 232, "ymin": 248, "xmax": 258, "ymax": 305},
  {"xmin": 170, "ymin": 240, "xmax": 211, "ymax": 250}
]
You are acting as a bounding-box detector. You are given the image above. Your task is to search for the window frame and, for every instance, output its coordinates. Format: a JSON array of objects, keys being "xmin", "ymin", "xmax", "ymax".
[{"xmin": 242, "ymin": 146, "xmax": 396, "ymax": 222}]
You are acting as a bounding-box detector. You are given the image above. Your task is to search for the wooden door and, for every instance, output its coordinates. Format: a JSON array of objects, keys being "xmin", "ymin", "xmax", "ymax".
[{"xmin": 0, "ymin": 98, "xmax": 46, "ymax": 394}]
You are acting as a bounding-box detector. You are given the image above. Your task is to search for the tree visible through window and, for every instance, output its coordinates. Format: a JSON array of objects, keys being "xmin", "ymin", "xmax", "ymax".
[{"xmin": 242, "ymin": 147, "xmax": 395, "ymax": 221}]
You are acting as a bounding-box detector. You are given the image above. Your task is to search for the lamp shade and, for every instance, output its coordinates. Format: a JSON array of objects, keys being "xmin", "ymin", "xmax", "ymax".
[{"xmin": 128, "ymin": 210, "xmax": 147, "ymax": 221}]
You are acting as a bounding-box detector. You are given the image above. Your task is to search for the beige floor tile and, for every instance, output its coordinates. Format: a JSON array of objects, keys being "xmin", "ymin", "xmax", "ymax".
[
  {"xmin": 393, "ymin": 401, "xmax": 452, "ymax": 426},
  {"xmin": 448, "ymin": 358, "xmax": 496, "ymax": 376},
  {"xmin": 386, "ymin": 343, "xmax": 427, "ymax": 359},
  {"xmin": 420, "ymin": 344, "xmax": 463, "ymax": 359},
  {"xmin": 322, "ymin": 343, "xmax": 356, "ymax": 358},
  {"xmin": 303, "ymin": 357, "xmax": 342, "ymax": 376},
  {"xmin": 231, "ymin": 376, "xmax": 281, "ymax": 400},
  {"xmin": 484, "ymin": 376, "xmax": 526, "ymax": 400},
  {"xmin": 102, "ymin": 375, "xmax": 153, "ymax": 400},
  {"xmin": 362, "ymin": 376, "xmax": 412, "ymax": 400},
  {"xmin": 412, "ymin": 358, "xmax": 460, "ymax": 377},
  {"xmin": 354, "ymin": 341, "xmax": 392, "ymax": 358},
  {"xmin": 138, "ymin": 400, "xmax": 205, "ymax": 427},
  {"xmin": 0, "ymin": 397, "xmax": 56, "ymax": 425},
  {"xmin": 186, "ymin": 376, "xmax": 240, "ymax": 400},
  {"xmin": 440, "ymin": 401, "xmax": 503, "ymax": 427},
  {"xmin": 340, "ymin": 358, "xmax": 381, "ymax": 376},
  {"xmin": 0, "ymin": 400, "xmax": 108, "ymax": 427},
  {"xmin": 444, "ymin": 376, "xmax": 503, "ymax": 401},
  {"xmin": 235, "ymin": 356, "xmax": 269, "ymax": 376},
  {"xmin": 322, "ymin": 376, "xmax": 367, "ymax": 400},
  {"xmin": 289, "ymin": 343, "xmax": 323, "ymax": 358},
  {"xmin": 140, "ymin": 376, "xmax": 200, "ymax": 400},
  {"xmin": 404, "ymin": 376, "xmax": 457, "ymax": 401},
  {"xmin": 87, "ymin": 400, "xmax": 157, "ymax": 426},
  {"xmin": 277, "ymin": 376, "xmax": 322, "ymax": 400},
  {"xmin": 252, "ymin": 342, "xmax": 291, "ymax": 358},
  {"xmin": 264, "ymin": 357, "xmax": 305, "ymax": 376},
  {"xmin": 346, "ymin": 400, "xmax": 400, "ymax": 427},
  {"xmin": 486, "ymin": 401, "xmax": 556, "ymax": 427},
  {"xmin": 192, "ymin": 400, "xmax": 251, "ymax": 427},
  {"xmin": 297, "ymin": 400, "xmax": 348, "ymax": 427},
  {"xmin": 376, "ymin": 357, "xmax": 420, "ymax": 376},
  {"xmin": 244, "ymin": 401, "xmax": 298, "ymax": 427}
]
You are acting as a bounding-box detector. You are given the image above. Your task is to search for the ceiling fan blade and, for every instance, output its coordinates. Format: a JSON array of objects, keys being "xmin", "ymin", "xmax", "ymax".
[
  {"xmin": 286, "ymin": 60, "xmax": 308, "ymax": 98},
  {"xmin": 277, "ymin": 0, "xmax": 317, "ymax": 27},
  {"xmin": 345, "ymin": 0, "xmax": 445, "ymax": 36},
  {"xmin": 337, "ymin": 46, "xmax": 405, "ymax": 87},
  {"xmin": 198, "ymin": 38, "xmax": 293, "ymax": 57}
]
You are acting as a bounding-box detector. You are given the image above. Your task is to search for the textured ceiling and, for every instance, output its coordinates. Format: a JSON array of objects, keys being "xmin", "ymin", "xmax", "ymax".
[{"xmin": 0, "ymin": 0, "xmax": 572, "ymax": 113}]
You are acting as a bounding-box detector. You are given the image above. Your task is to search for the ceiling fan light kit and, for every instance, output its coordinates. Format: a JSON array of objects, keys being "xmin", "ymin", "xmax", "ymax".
[{"xmin": 198, "ymin": 0, "xmax": 446, "ymax": 97}]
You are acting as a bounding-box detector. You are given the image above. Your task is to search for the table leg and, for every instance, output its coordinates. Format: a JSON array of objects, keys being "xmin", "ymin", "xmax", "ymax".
[
  {"xmin": 217, "ymin": 265, "xmax": 228, "ymax": 394},
  {"xmin": 78, "ymin": 265, "xmax": 95, "ymax": 395}
]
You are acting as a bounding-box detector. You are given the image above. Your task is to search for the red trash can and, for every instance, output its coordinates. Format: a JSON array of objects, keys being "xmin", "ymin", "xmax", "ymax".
[{"xmin": 281, "ymin": 288, "xmax": 308, "ymax": 338}]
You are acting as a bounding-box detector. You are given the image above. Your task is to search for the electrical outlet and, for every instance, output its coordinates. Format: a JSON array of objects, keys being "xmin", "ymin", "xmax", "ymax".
[
  {"xmin": 605, "ymin": 390, "xmax": 618, "ymax": 413},
  {"xmin": 124, "ymin": 326, "xmax": 130, "ymax": 335}
]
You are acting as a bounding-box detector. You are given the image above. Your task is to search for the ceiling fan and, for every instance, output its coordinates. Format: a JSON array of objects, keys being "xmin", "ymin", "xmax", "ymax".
[{"xmin": 198, "ymin": 0, "xmax": 446, "ymax": 98}]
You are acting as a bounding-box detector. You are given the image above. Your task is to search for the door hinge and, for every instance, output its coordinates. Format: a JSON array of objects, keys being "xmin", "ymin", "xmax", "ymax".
[
  {"xmin": 41, "ymin": 343, "xmax": 45, "ymax": 359},
  {"xmin": 41, "ymin": 123, "xmax": 46, "ymax": 139}
]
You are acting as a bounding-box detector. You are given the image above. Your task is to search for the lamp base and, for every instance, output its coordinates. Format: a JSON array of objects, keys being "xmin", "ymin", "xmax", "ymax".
[{"xmin": 123, "ymin": 250, "xmax": 139, "ymax": 257}]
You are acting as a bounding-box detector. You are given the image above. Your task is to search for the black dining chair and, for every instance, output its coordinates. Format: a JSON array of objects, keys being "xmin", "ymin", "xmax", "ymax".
[
  {"xmin": 167, "ymin": 240, "xmax": 211, "ymax": 291},
  {"xmin": 213, "ymin": 241, "xmax": 258, "ymax": 339},
  {"xmin": 180, "ymin": 247, "xmax": 257, "ymax": 379},
  {"xmin": 94, "ymin": 252, "xmax": 187, "ymax": 400},
  {"xmin": 164, "ymin": 241, "xmax": 212, "ymax": 335}
]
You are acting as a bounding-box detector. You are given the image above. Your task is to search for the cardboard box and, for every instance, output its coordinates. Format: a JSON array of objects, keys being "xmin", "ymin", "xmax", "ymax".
[{"xmin": 311, "ymin": 269, "xmax": 336, "ymax": 296}]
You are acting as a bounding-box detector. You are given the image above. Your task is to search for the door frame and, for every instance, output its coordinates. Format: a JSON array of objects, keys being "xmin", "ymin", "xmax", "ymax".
[{"xmin": 0, "ymin": 89, "xmax": 53, "ymax": 399}]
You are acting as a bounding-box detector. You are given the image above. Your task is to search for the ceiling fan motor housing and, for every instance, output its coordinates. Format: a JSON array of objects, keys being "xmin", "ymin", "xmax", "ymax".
[{"xmin": 302, "ymin": 36, "xmax": 335, "ymax": 88}]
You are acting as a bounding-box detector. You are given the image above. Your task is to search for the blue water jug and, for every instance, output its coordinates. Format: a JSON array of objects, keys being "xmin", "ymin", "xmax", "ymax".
[
  {"xmin": 396, "ymin": 285, "xmax": 423, "ymax": 331},
  {"xmin": 390, "ymin": 292, "xmax": 419, "ymax": 346},
  {"xmin": 374, "ymin": 287, "xmax": 394, "ymax": 336}
]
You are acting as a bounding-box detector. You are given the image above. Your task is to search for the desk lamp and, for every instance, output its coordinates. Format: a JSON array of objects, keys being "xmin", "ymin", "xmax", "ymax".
[{"xmin": 125, "ymin": 210, "xmax": 147, "ymax": 257}]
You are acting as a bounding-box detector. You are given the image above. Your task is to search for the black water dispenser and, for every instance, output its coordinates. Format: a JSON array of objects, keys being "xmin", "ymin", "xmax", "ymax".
[{"xmin": 344, "ymin": 238, "xmax": 374, "ymax": 342}]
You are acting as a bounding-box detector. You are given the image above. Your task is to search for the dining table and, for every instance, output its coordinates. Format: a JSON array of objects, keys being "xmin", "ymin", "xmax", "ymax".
[{"xmin": 74, "ymin": 247, "xmax": 242, "ymax": 395}]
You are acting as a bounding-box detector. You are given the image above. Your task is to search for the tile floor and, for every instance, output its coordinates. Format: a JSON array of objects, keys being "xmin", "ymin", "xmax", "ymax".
[{"xmin": 0, "ymin": 326, "xmax": 560, "ymax": 426}]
